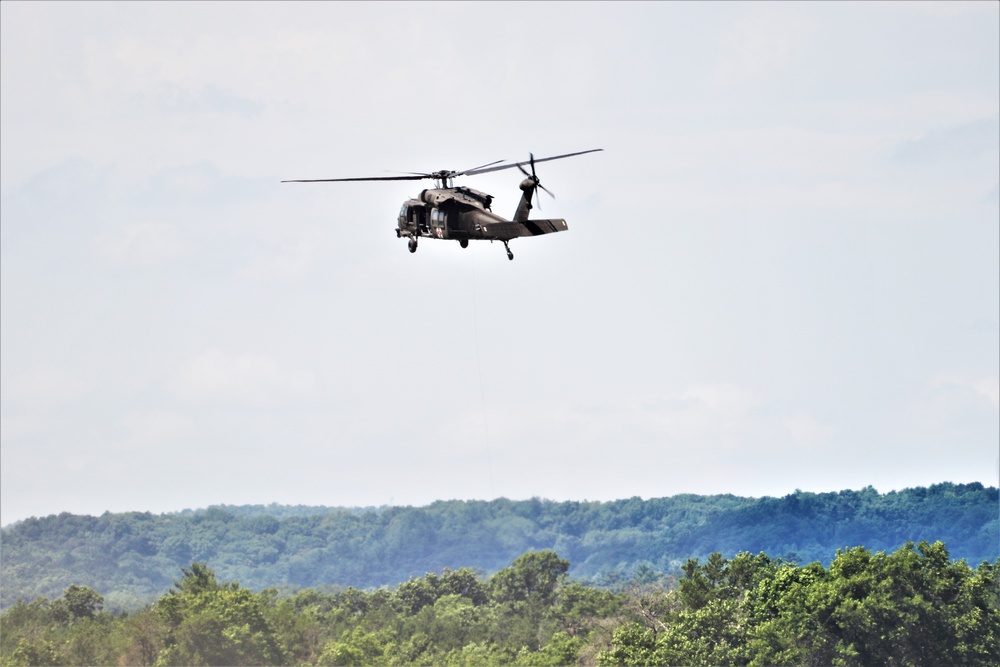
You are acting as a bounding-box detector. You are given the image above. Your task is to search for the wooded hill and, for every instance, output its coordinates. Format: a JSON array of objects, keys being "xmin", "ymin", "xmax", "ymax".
[
  {"xmin": 2, "ymin": 545, "xmax": 998, "ymax": 666},
  {"xmin": 1, "ymin": 482, "xmax": 996, "ymax": 611}
]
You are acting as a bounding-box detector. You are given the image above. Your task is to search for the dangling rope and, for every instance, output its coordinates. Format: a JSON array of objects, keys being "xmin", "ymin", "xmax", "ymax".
[{"xmin": 471, "ymin": 253, "xmax": 496, "ymax": 498}]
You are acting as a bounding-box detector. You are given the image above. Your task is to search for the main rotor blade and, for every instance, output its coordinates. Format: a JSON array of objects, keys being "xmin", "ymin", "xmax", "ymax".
[
  {"xmin": 463, "ymin": 148, "xmax": 603, "ymax": 176},
  {"xmin": 282, "ymin": 150, "xmax": 600, "ymax": 184},
  {"xmin": 453, "ymin": 159, "xmax": 506, "ymax": 176},
  {"xmin": 281, "ymin": 175, "xmax": 428, "ymax": 183}
]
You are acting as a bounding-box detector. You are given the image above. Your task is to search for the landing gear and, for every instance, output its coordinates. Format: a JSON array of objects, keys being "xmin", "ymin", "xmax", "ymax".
[
  {"xmin": 408, "ymin": 237, "xmax": 418, "ymax": 253},
  {"xmin": 503, "ymin": 240, "xmax": 514, "ymax": 261},
  {"xmin": 459, "ymin": 239, "xmax": 469, "ymax": 249}
]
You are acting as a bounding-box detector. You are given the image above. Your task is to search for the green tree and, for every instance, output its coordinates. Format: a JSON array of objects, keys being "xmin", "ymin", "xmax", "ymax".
[
  {"xmin": 5, "ymin": 639, "xmax": 62, "ymax": 667},
  {"xmin": 316, "ymin": 626, "xmax": 395, "ymax": 666},
  {"xmin": 490, "ymin": 551, "xmax": 569, "ymax": 607},
  {"xmin": 50, "ymin": 585, "xmax": 104, "ymax": 624},
  {"xmin": 154, "ymin": 565, "xmax": 285, "ymax": 666},
  {"xmin": 744, "ymin": 542, "xmax": 1000, "ymax": 666}
]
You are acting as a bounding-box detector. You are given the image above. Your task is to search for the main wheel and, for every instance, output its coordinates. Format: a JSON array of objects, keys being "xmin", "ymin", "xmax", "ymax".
[
  {"xmin": 459, "ymin": 239, "xmax": 469, "ymax": 248},
  {"xmin": 507, "ymin": 249, "xmax": 514, "ymax": 261}
]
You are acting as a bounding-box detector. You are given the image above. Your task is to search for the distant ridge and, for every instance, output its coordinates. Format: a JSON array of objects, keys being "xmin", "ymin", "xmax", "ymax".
[{"xmin": 2, "ymin": 482, "xmax": 996, "ymax": 611}]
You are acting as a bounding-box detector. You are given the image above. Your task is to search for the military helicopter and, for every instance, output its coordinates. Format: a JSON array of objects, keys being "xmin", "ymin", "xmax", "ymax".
[{"xmin": 282, "ymin": 149, "xmax": 602, "ymax": 260}]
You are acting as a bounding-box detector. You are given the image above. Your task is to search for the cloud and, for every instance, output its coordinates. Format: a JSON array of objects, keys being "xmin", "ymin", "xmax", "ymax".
[
  {"xmin": 1, "ymin": 159, "xmax": 112, "ymax": 224},
  {"xmin": 132, "ymin": 82, "xmax": 264, "ymax": 118},
  {"xmin": 895, "ymin": 118, "xmax": 1000, "ymax": 163},
  {"xmin": 7, "ymin": 366, "xmax": 90, "ymax": 406},
  {"xmin": 973, "ymin": 377, "xmax": 999, "ymax": 410},
  {"xmin": 642, "ymin": 383, "xmax": 765, "ymax": 447},
  {"xmin": 167, "ymin": 348, "xmax": 317, "ymax": 406},
  {"xmin": 118, "ymin": 410, "xmax": 195, "ymax": 447},
  {"xmin": 895, "ymin": 1, "xmax": 1000, "ymax": 18},
  {"xmin": 97, "ymin": 221, "xmax": 184, "ymax": 266},
  {"xmin": 0, "ymin": 415, "xmax": 39, "ymax": 444},
  {"xmin": 715, "ymin": 14, "xmax": 805, "ymax": 84},
  {"xmin": 472, "ymin": 383, "xmax": 772, "ymax": 456},
  {"xmin": 894, "ymin": 374, "xmax": 1000, "ymax": 442},
  {"xmin": 138, "ymin": 162, "xmax": 264, "ymax": 207},
  {"xmin": 236, "ymin": 229, "xmax": 324, "ymax": 283},
  {"xmin": 783, "ymin": 414, "xmax": 835, "ymax": 447}
]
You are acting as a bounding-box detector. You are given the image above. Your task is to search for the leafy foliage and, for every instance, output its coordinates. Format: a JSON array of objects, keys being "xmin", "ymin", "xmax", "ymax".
[
  {"xmin": 1, "ymin": 545, "xmax": 996, "ymax": 666},
  {"xmin": 597, "ymin": 542, "xmax": 1000, "ymax": 667},
  {"xmin": 1, "ymin": 483, "xmax": 996, "ymax": 611}
]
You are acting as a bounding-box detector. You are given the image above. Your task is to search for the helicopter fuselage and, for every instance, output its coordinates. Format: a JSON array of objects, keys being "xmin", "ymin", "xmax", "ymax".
[{"xmin": 395, "ymin": 183, "xmax": 568, "ymax": 249}]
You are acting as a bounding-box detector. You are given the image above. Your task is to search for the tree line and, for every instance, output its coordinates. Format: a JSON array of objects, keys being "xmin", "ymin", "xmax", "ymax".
[
  {"xmin": 2, "ymin": 543, "xmax": 997, "ymax": 666},
  {"xmin": 2, "ymin": 482, "xmax": 996, "ymax": 611}
]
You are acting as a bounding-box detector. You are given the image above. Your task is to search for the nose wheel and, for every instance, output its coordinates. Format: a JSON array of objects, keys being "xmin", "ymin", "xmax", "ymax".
[
  {"xmin": 408, "ymin": 237, "xmax": 418, "ymax": 253},
  {"xmin": 503, "ymin": 241, "xmax": 514, "ymax": 261}
]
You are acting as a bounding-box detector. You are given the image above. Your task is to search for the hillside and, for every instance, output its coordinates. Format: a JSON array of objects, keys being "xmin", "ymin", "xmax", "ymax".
[
  {"xmin": 1, "ymin": 482, "xmax": 996, "ymax": 610},
  {"xmin": 3, "ymin": 545, "xmax": 997, "ymax": 666}
]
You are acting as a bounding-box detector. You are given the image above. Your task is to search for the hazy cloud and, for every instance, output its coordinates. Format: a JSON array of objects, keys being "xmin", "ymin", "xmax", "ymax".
[
  {"xmin": 97, "ymin": 221, "xmax": 184, "ymax": 266},
  {"xmin": 139, "ymin": 162, "xmax": 260, "ymax": 207},
  {"xmin": 715, "ymin": 13, "xmax": 805, "ymax": 84},
  {"xmin": 118, "ymin": 409, "xmax": 195, "ymax": 447},
  {"xmin": 0, "ymin": 415, "xmax": 39, "ymax": 444},
  {"xmin": 895, "ymin": 117, "xmax": 1000, "ymax": 162},
  {"xmin": 167, "ymin": 348, "xmax": 317, "ymax": 406},
  {"xmin": 973, "ymin": 377, "xmax": 1000, "ymax": 411},
  {"xmin": 132, "ymin": 82, "xmax": 264, "ymax": 118},
  {"xmin": 7, "ymin": 366, "xmax": 90, "ymax": 406},
  {"xmin": 784, "ymin": 414, "xmax": 835, "ymax": 447},
  {"xmin": 643, "ymin": 384, "xmax": 765, "ymax": 447},
  {"xmin": 236, "ymin": 228, "xmax": 324, "ymax": 283}
]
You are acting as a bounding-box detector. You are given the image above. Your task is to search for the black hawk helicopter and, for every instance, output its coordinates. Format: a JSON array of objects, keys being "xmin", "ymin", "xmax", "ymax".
[{"xmin": 283, "ymin": 149, "xmax": 602, "ymax": 260}]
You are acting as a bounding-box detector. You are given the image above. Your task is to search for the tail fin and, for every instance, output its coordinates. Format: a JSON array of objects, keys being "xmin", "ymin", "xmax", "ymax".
[{"xmin": 512, "ymin": 178, "xmax": 536, "ymax": 222}]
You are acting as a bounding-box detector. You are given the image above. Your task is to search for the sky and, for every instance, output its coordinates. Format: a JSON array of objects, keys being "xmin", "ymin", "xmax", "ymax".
[{"xmin": 1, "ymin": 2, "xmax": 998, "ymax": 526}]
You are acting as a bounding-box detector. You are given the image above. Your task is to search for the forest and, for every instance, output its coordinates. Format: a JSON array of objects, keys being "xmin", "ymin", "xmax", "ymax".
[
  {"xmin": 1, "ymin": 543, "xmax": 997, "ymax": 666},
  {"xmin": 2, "ymin": 483, "xmax": 996, "ymax": 612}
]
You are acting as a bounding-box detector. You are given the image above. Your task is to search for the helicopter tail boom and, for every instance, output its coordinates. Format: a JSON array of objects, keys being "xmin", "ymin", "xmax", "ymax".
[{"xmin": 477, "ymin": 218, "xmax": 568, "ymax": 240}]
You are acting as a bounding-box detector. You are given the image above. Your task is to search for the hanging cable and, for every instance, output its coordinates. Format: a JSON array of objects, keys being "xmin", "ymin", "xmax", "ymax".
[{"xmin": 471, "ymin": 253, "xmax": 495, "ymax": 498}]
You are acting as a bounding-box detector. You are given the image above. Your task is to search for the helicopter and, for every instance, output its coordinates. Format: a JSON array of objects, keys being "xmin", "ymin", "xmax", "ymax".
[{"xmin": 282, "ymin": 149, "xmax": 602, "ymax": 260}]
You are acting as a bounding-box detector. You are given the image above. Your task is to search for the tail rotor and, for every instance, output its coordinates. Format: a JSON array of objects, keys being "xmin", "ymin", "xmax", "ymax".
[{"xmin": 517, "ymin": 153, "xmax": 555, "ymax": 209}]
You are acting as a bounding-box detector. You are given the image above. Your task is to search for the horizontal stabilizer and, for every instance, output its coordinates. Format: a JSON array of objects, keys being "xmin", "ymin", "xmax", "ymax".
[{"xmin": 519, "ymin": 219, "xmax": 568, "ymax": 236}]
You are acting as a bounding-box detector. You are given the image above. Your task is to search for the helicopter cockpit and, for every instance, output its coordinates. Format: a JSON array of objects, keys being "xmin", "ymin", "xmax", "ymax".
[{"xmin": 399, "ymin": 201, "xmax": 429, "ymax": 234}]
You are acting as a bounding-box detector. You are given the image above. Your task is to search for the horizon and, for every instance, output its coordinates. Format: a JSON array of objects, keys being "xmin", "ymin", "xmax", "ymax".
[{"xmin": 4, "ymin": 478, "xmax": 994, "ymax": 529}]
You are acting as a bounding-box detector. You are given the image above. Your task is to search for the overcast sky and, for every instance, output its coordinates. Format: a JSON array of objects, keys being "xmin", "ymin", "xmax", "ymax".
[{"xmin": 2, "ymin": 2, "xmax": 997, "ymax": 526}]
